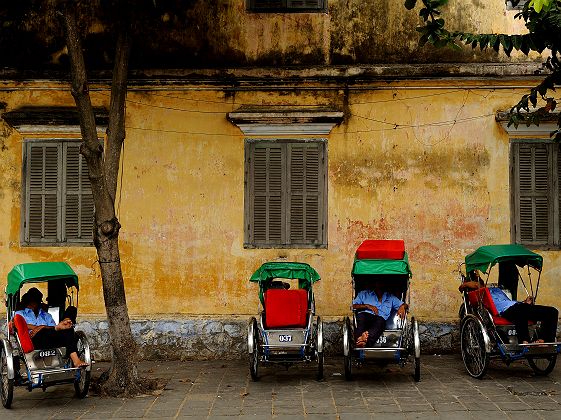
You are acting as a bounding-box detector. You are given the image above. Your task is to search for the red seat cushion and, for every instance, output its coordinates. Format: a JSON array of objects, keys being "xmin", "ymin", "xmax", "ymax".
[
  {"xmin": 264, "ymin": 289, "xmax": 308, "ymax": 328},
  {"xmin": 13, "ymin": 314, "xmax": 35, "ymax": 353},
  {"xmin": 468, "ymin": 288, "xmax": 499, "ymax": 316},
  {"xmin": 356, "ymin": 240, "xmax": 405, "ymax": 260}
]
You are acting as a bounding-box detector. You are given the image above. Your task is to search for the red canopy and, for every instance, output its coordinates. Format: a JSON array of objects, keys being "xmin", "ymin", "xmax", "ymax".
[{"xmin": 355, "ymin": 239, "xmax": 405, "ymax": 260}]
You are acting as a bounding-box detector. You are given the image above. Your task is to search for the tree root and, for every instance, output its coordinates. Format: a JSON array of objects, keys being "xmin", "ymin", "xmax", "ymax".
[{"xmin": 91, "ymin": 371, "xmax": 165, "ymax": 398}]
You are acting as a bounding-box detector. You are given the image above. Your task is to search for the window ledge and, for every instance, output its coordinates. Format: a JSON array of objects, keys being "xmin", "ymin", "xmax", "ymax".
[
  {"xmin": 2, "ymin": 106, "xmax": 108, "ymax": 135},
  {"xmin": 228, "ymin": 106, "xmax": 343, "ymax": 136}
]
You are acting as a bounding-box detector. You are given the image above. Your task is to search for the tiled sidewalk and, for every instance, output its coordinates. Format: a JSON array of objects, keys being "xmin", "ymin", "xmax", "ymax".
[{"xmin": 5, "ymin": 355, "xmax": 561, "ymax": 419}]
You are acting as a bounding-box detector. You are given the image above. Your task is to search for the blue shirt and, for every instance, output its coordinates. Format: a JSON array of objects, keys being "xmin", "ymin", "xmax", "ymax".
[
  {"xmin": 489, "ymin": 287, "xmax": 517, "ymax": 314},
  {"xmin": 352, "ymin": 291, "xmax": 404, "ymax": 320},
  {"xmin": 14, "ymin": 308, "xmax": 56, "ymax": 327}
]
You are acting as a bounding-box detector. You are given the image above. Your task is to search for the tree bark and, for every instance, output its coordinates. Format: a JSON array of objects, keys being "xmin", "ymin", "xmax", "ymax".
[
  {"xmin": 62, "ymin": 2, "xmax": 144, "ymax": 395},
  {"xmin": 105, "ymin": 17, "xmax": 130, "ymax": 201}
]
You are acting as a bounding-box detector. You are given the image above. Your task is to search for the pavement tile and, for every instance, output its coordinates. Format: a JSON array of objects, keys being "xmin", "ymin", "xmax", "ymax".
[
  {"xmin": 463, "ymin": 402, "xmax": 500, "ymax": 411},
  {"xmin": 505, "ymin": 411, "xmax": 545, "ymax": 420},
  {"xmin": 372, "ymin": 415, "xmax": 408, "ymax": 420},
  {"xmin": 143, "ymin": 408, "xmax": 180, "ymax": 418},
  {"xmin": 431, "ymin": 402, "xmax": 467, "ymax": 412},
  {"xmin": 398, "ymin": 404, "xmax": 434, "ymax": 413},
  {"xmin": 112, "ymin": 410, "xmax": 147, "ymax": 418},
  {"xmin": 494, "ymin": 401, "xmax": 531, "ymax": 411},
  {"xmin": 368, "ymin": 404, "xmax": 402, "ymax": 413}
]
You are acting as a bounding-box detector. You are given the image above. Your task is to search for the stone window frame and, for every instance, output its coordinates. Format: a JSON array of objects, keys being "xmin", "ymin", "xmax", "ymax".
[
  {"xmin": 246, "ymin": 0, "xmax": 327, "ymax": 13},
  {"xmin": 244, "ymin": 138, "xmax": 328, "ymax": 249},
  {"xmin": 21, "ymin": 138, "xmax": 95, "ymax": 247}
]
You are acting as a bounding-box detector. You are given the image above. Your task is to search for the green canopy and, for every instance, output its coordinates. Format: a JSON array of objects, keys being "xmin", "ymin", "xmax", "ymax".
[
  {"xmin": 250, "ymin": 262, "xmax": 320, "ymax": 287},
  {"xmin": 352, "ymin": 253, "xmax": 412, "ymax": 277},
  {"xmin": 465, "ymin": 244, "xmax": 543, "ymax": 274},
  {"xmin": 250, "ymin": 262, "xmax": 320, "ymax": 305},
  {"xmin": 6, "ymin": 262, "xmax": 79, "ymax": 296}
]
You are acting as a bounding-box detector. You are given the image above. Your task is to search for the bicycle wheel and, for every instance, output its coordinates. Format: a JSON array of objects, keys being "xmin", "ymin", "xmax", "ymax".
[{"xmin": 460, "ymin": 315, "xmax": 490, "ymax": 379}]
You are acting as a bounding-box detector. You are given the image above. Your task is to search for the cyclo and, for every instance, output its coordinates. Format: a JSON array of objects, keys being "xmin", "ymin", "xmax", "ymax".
[
  {"xmin": 247, "ymin": 262, "xmax": 323, "ymax": 380},
  {"xmin": 459, "ymin": 244, "xmax": 561, "ymax": 378},
  {"xmin": 1, "ymin": 262, "xmax": 92, "ymax": 408},
  {"xmin": 343, "ymin": 240, "xmax": 420, "ymax": 381}
]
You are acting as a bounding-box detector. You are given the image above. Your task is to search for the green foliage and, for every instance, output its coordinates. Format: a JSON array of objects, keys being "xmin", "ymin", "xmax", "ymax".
[{"xmin": 404, "ymin": 0, "xmax": 561, "ymax": 140}]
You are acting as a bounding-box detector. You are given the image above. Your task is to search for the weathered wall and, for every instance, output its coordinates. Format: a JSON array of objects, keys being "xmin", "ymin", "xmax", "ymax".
[
  {"xmin": 0, "ymin": 0, "xmax": 542, "ymax": 70},
  {"xmin": 1, "ymin": 76, "xmax": 559, "ymax": 325}
]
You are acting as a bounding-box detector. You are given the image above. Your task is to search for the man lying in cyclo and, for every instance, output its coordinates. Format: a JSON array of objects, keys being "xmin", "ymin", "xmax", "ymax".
[
  {"xmin": 459, "ymin": 274, "xmax": 558, "ymax": 344},
  {"xmin": 352, "ymin": 279, "xmax": 408, "ymax": 348},
  {"xmin": 15, "ymin": 287, "xmax": 88, "ymax": 367}
]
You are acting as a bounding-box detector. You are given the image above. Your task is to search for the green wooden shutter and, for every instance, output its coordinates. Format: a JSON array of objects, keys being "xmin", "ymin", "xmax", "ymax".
[
  {"xmin": 288, "ymin": 143, "xmax": 323, "ymax": 245},
  {"xmin": 514, "ymin": 142, "xmax": 552, "ymax": 245},
  {"xmin": 26, "ymin": 143, "xmax": 61, "ymax": 243},
  {"xmin": 249, "ymin": 0, "xmax": 324, "ymax": 10},
  {"xmin": 252, "ymin": 0, "xmax": 284, "ymax": 8},
  {"xmin": 252, "ymin": 143, "xmax": 284, "ymax": 245},
  {"xmin": 63, "ymin": 143, "xmax": 94, "ymax": 242}
]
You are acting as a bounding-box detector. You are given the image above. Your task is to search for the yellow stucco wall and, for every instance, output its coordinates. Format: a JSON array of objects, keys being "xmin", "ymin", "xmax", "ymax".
[{"xmin": 0, "ymin": 78, "xmax": 559, "ymax": 322}]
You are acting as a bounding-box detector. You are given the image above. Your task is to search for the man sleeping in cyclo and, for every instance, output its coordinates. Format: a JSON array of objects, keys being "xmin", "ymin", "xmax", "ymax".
[
  {"xmin": 352, "ymin": 279, "xmax": 408, "ymax": 348},
  {"xmin": 14, "ymin": 287, "xmax": 87, "ymax": 367},
  {"xmin": 460, "ymin": 273, "xmax": 558, "ymax": 344}
]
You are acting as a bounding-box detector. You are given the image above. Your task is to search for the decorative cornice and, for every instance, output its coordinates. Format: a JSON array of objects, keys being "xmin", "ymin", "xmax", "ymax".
[
  {"xmin": 227, "ymin": 106, "xmax": 344, "ymax": 135},
  {"xmin": 0, "ymin": 63, "xmax": 548, "ymax": 86}
]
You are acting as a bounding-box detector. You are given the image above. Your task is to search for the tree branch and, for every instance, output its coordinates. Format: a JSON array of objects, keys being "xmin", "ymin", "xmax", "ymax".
[
  {"xmin": 62, "ymin": 3, "xmax": 116, "ymax": 227},
  {"xmin": 105, "ymin": 3, "xmax": 131, "ymax": 201}
]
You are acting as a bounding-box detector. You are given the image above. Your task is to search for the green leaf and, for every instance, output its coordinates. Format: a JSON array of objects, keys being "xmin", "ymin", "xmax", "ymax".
[
  {"xmin": 520, "ymin": 38, "xmax": 530, "ymax": 55},
  {"xmin": 512, "ymin": 35, "xmax": 522, "ymax": 51},
  {"xmin": 492, "ymin": 36, "xmax": 501, "ymax": 52},
  {"xmin": 529, "ymin": 90, "xmax": 538, "ymax": 108},
  {"xmin": 404, "ymin": 0, "xmax": 418, "ymax": 10},
  {"xmin": 479, "ymin": 35, "xmax": 489, "ymax": 50},
  {"xmin": 529, "ymin": 0, "xmax": 549, "ymax": 13},
  {"xmin": 500, "ymin": 35, "xmax": 512, "ymax": 51}
]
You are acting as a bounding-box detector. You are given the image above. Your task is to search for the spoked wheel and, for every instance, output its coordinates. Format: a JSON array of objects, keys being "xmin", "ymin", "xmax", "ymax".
[
  {"xmin": 528, "ymin": 355, "xmax": 557, "ymax": 376},
  {"xmin": 248, "ymin": 318, "xmax": 259, "ymax": 381},
  {"xmin": 0, "ymin": 343, "xmax": 14, "ymax": 409},
  {"xmin": 343, "ymin": 316, "xmax": 353, "ymax": 381},
  {"xmin": 316, "ymin": 317, "xmax": 324, "ymax": 381},
  {"xmin": 74, "ymin": 331, "xmax": 91, "ymax": 398},
  {"xmin": 460, "ymin": 315, "xmax": 490, "ymax": 379},
  {"xmin": 412, "ymin": 317, "xmax": 421, "ymax": 382}
]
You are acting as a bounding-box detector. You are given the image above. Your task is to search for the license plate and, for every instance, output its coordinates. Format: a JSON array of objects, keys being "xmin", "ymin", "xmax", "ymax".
[{"xmin": 278, "ymin": 335, "xmax": 293, "ymax": 343}]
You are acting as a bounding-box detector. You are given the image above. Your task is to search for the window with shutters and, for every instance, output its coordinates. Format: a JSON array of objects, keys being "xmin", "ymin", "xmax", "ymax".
[
  {"xmin": 506, "ymin": 0, "xmax": 528, "ymax": 10},
  {"xmin": 247, "ymin": 0, "xmax": 327, "ymax": 12},
  {"xmin": 510, "ymin": 140, "xmax": 561, "ymax": 248},
  {"xmin": 245, "ymin": 139, "xmax": 327, "ymax": 248},
  {"xmin": 22, "ymin": 140, "xmax": 94, "ymax": 246}
]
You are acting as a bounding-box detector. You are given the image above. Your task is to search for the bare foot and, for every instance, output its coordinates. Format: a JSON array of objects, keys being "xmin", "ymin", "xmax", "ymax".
[
  {"xmin": 70, "ymin": 352, "xmax": 88, "ymax": 368},
  {"xmin": 522, "ymin": 340, "xmax": 529, "ymax": 344},
  {"xmin": 356, "ymin": 332, "xmax": 368, "ymax": 348},
  {"xmin": 534, "ymin": 339, "xmax": 545, "ymax": 344}
]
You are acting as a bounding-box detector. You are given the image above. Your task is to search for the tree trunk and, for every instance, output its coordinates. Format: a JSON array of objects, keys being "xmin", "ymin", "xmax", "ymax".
[{"xmin": 62, "ymin": 2, "xmax": 148, "ymax": 396}]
